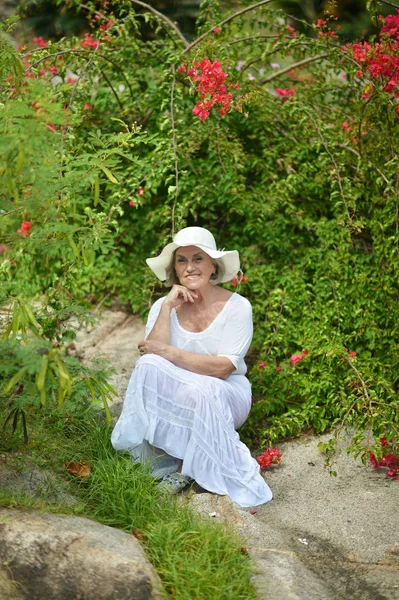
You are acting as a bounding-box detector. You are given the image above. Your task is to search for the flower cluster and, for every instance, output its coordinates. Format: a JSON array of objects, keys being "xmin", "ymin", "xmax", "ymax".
[
  {"xmin": 17, "ymin": 221, "xmax": 32, "ymax": 237},
  {"xmin": 290, "ymin": 349, "xmax": 308, "ymax": 366},
  {"xmin": 178, "ymin": 59, "xmax": 239, "ymax": 121},
  {"xmin": 276, "ymin": 88, "xmax": 295, "ymax": 98},
  {"xmin": 257, "ymin": 448, "xmax": 282, "ymax": 470},
  {"xmin": 345, "ymin": 11, "xmax": 399, "ymax": 113},
  {"xmin": 369, "ymin": 437, "xmax": 399, "ymax": 480}
]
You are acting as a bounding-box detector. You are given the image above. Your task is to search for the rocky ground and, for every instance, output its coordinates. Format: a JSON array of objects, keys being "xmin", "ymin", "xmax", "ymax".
[{"xmin": 2, "ymin": 308, "xmax": 398, "ymax": 599}]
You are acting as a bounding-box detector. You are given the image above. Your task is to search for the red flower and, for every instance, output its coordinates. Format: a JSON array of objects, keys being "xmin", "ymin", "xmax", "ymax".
[
  {"xmin": 17, "ymin": 221, "xmax": 32, "ymax": 237},
  {"xmin": 286, "ymin": 24, "xmax": 297, "ymax": 37},
  {"xmin": 81, "ymin": 33, "xmax": 100, "ymax": 49},
  {"xmin": 184, "ymin": 58, "xmax": 237, "ymax": 120},
  {"xmin": 276, "ymin": 365, "xmax": 282, "ymax": 372},
  {"xmin": 129, "ymin": 201, "xmax": 135, "ymax": 207},
  {"xmin": 231, "ymin": 276, "xmax": 238, "ymax": 288},
  {"xmin": 349, "ymin": 351, "xmax": 356, "ymax": 358},
  {"xmin": 316, "ymin": 19, "xmax": 327, "ymax": 29},
  {"xmin": 276, "ymin": 87, "xmax": 295, "ymax": 98},
  {"xmin": 177, "ymin": 64, "xmax": 186, "ymax": 73},
  {"xmin": 212, "ymin": 27, "xmax": 221, "ymax": 34},
  {"xmin": 258, "ymin": 361, "xmax": 267, "ymax": 369},
  {"xmin": 257, "ymin": 448, "xmax": 282, "ymax": 470},
  {"xmin": 33, "ymin": 36, "xmax": 47, "ymax": 48},
  {"xmin": 84, "ymin": 103, "xmax": 92, "ymax": 110},
  {"xmin": 46, "ymin": 122, "xmax": 57, "ymax": 131},
  {"xmin": 381, "ymin": 10, "xmax": 399, "ymax": 40},
  {"xmin": 138, "ymin": 187, "xmax": 145, "ymax": 196},
  {"xmin": 386, "ymin": 467, "xmax": 399, "ymax": 480}
]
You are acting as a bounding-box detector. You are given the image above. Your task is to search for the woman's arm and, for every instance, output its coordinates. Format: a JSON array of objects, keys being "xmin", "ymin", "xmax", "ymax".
[
  {"xmin": 146, "ymin": 285, "xmax": 197, "ymax": 344},
  {"xmin": 138, "ymin": 339, "xmax": 235, "ymax": 380}
]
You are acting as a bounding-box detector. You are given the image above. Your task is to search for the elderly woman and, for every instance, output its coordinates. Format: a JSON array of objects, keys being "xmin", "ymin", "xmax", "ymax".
[{"xmin": 111, "ymin": 226, "xmax": 272, "ymax": 507}]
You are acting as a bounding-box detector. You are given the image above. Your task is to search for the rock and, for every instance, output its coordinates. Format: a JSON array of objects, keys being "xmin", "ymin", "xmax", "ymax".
[
  {"xmin": 0, "ymin": 461, "xmax": 79, "ymax": 507},
  {"xmin": 186, "ymin": 432, "xmax": 399, "ymax": 600},
  {"xmin": 0, "ymin": 567, "xmax": 24, "ymax": 600},
  {"xmin": 0, "ymin": 509, "xmax": 165, "ymax": 600}
]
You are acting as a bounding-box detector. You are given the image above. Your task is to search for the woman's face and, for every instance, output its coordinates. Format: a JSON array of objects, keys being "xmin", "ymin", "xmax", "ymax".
[{"xmin": 174, "ymin": 246, "xmax": 215, "ymax": 290}]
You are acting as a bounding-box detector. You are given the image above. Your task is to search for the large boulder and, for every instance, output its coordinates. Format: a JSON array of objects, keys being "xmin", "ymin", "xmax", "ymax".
[{"xmin": 0, "ymin": 509, "xmax": 164, "ymax": 600}]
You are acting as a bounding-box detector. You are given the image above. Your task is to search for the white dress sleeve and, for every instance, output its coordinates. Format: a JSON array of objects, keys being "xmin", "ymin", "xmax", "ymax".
[
  {"xmin": 217, "ymin": 296, "xmax": 253, "ymax": 370},
  {"xmin": 145, "ymin": 297, "xmax": 166, "ymax": 338}
]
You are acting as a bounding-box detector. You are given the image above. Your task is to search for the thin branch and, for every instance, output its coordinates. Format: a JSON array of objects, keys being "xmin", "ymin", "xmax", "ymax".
[
  {"xmin": 78, "ymin": 3, "xmax": 108, "ymax": 21},
  {"xmin": 260, "ymin": 53, "xmax": 328, "ymax": 84},
  {"xmin": 183, "ymin": 0, "xmax": 279, "ymax": 55},
  {"xmin": 229, "ymin": 34, "xmax": 280, "ymax": 45},
  {"xmin": 25, "ymin": 49, "xmax": 134, "ymax": 98},
  {"xmin": 170, "ymin": 66, "xmax": 179, "ymax": 237},
  {"xmin": 99, "ymin": 68, "xmax": 124, "ymax": 109},
  {"xmin": 129, "ymin": 0, "xmax": 188, "ymax": 48},
  {"xmin": 378, "ymin": 0, "xmax": 399, "ymax": 9},
  {"xmin": 304, "ymin": 107, "xmax": 352, "ymax": 222},
  {"xmin": 346, "ymin": 356, "xmax": 371, "ymax": 409},
  {"xmin": 25, "ymin": 49, "xmax": 85, "ymax": 71}
]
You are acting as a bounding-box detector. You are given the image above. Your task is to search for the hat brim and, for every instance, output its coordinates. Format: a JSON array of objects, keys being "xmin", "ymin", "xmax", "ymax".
[{"xmin": 146, "ymin": 242, "xmax": 240, "ymax": 283}]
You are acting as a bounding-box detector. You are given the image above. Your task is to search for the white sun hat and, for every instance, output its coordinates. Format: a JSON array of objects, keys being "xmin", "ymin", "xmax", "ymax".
[{"xmin": 146, "ymin": 226, "xmax": 240, "ymax": 283}]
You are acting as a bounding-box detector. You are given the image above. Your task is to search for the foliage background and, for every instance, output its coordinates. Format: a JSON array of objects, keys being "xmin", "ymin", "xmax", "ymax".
[{"xmin": 1, "ymin": 0, "xmax": 398, "ymax": 465}]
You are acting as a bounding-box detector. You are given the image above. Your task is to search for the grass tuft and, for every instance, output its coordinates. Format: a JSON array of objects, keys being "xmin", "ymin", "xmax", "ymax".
[{"xmin": 0, "ymin": 411, "xmax": 257, "ymax": 600}]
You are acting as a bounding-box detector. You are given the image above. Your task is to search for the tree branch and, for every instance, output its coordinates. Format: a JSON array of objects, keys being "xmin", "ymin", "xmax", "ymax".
[
  {"xmin": 170, "ymin": 67, "xmax": 179, "ymax": 237},
  {"xmin": 259, "ymin": 53, "xmax": 328, "ymax": 84},
  {"xmin": 183, "ymin": 0, "xmax": 279, "ymax": 55},
  {"xmin": 129, "ymin": 0, "xmax": 188, "ymax": 48},
  {"xmin": 378, "ymin": 0, "xmax": 399, "ymax": 9}
]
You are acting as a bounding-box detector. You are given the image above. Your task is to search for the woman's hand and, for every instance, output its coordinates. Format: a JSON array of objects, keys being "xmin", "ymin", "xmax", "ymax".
[
  {"xmin": 164, "ymin": 285, "xmax": 198, "ymax": 309},
  {"xmin": 138, "ymin": 339, "xmax": 171, "ymax": 359}
]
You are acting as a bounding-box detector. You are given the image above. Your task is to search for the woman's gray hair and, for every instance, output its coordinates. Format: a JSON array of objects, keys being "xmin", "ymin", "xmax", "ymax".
[{"xmin": 164, "ymin": 249, "xmax": 226, "ymax": 287}]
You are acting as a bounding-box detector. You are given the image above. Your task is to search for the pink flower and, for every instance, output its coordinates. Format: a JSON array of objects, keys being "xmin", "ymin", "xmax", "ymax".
[
  {"xmin": 212, "ymin": 27, "xmax": 221, "ymax": 34},
  {"xmin": 341, "ymin": 121, "xmax": 352, "ymax": 131},
  {"xmin": 84, "ymin": 103, "xmax": 92, "ymax": 110},
  {"xmin": 33, "ymin": 36, "xmax": 47, "ymax": 48},
  {"xmin": 17, "ymin": 221, "xmax": 32, "ymax": 237},
  {"xmin": 81, "ymin": 33, "xmax": 100, "ymax": 49},
  {"xmin": 276, "ymin": 87, "xmax": 295, "ymax": 98},
  {"xmin": 177, "ymin": 64, "xmax": 186, "ymax": 73},
  {"xmin": 276, "ymin": 366, "xmax": 281, "ymax": 372},
  {"xmin": 231, "ymin": 276, "xmax": 238, "ymax": 288},
  {"xmin": 250, "ymin": 510, "xmax": 257, "ymax": 515},
  {"xmin": 129, "ymin": 201, "xmax": 135, "ymax": 207},
  {"xmin": 258, "ymin": 362, "xmax": 267, "ymax": 369},
  {"xmin": 49, "ymin": 67, "xmax": 58, "ymax": 75},
  {"xmin": 138, "ymin": 187, "xmax": 145, "ymax": 196},
  {"xmin": 290, "ymin": 354, "xmax": 303, "ymax": 366}
]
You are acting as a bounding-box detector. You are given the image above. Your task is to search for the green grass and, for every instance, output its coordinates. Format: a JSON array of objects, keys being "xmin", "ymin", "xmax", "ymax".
[{"xmin": 0, "ymin": 410, "xmax": 258, "ymax": 600}]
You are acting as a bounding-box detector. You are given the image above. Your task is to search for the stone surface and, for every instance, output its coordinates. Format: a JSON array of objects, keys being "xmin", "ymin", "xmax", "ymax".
[
  {"xmin": 0, "ymin": 459, "xmax": 79, "ymax": 507},
  {"xmin": 0, "ymin": 567, "xmax": 24, "ymax": 600},
  {"xmin": 0, "ymin": 509, "xmax": 165, "ymax": 600},
  {"xmin": 69, "ymin": 309, "xmax": 145, "ymax": 413},
  {"xmin": 187, "ymin": 434, "xmax": 399, "ymax": 600}
]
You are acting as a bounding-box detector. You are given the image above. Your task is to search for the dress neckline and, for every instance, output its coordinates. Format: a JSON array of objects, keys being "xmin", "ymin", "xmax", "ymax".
[{"xmin": 172, "ymin": 292, "xmax": 236, "ymax": 335}]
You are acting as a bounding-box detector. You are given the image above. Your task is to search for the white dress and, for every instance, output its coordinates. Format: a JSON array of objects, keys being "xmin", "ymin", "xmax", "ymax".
[{"xmin": 111, "ymin": 292, "xmax": 273, "ymax": 508}]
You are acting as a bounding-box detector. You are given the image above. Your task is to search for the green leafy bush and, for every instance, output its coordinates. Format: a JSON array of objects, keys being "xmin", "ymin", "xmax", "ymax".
[{"xmin": 0, "ymin": 0, "xmax": 398, "ymax": 462}]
